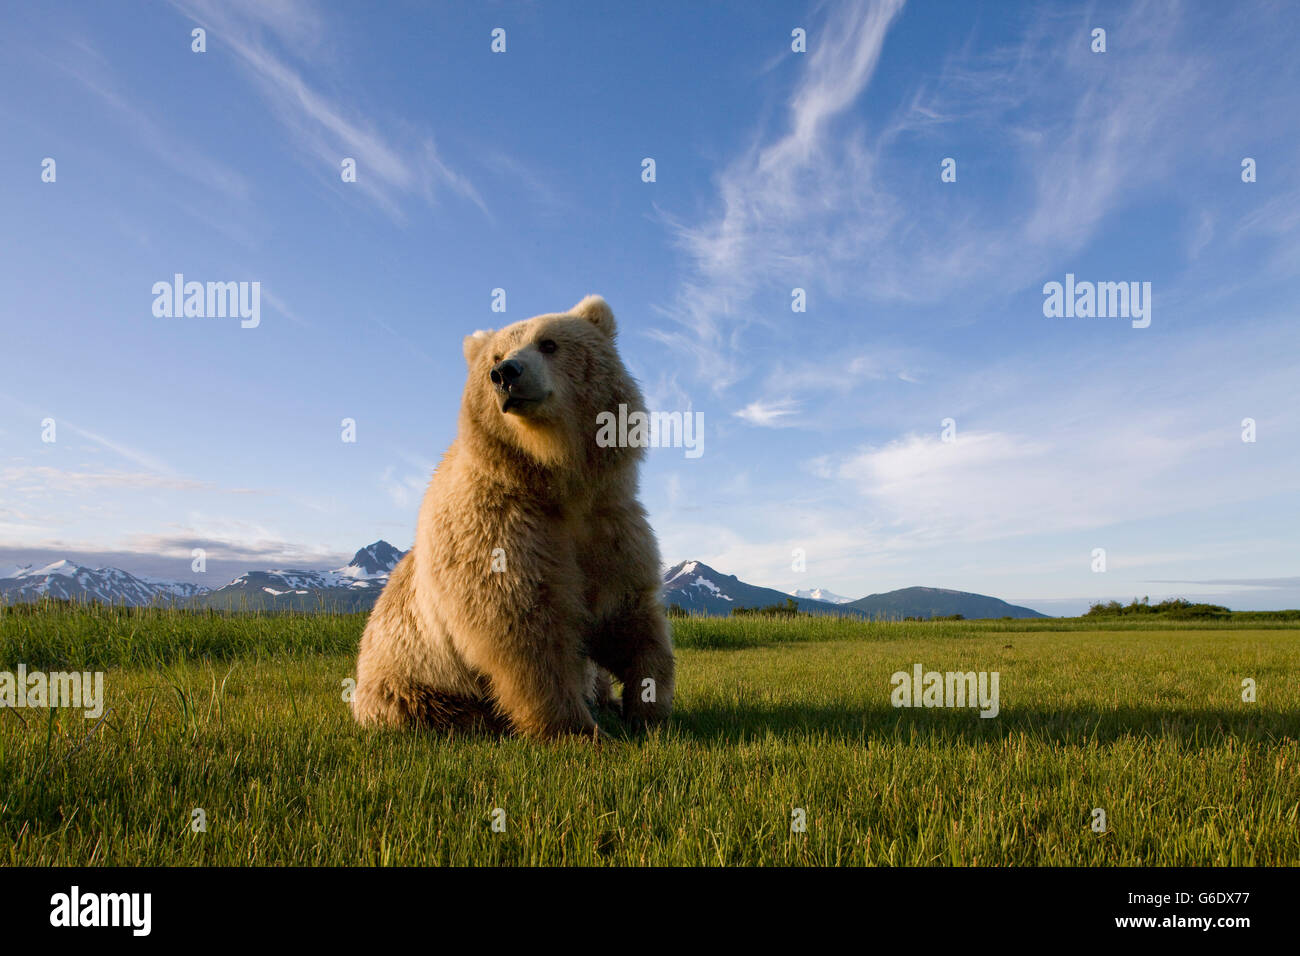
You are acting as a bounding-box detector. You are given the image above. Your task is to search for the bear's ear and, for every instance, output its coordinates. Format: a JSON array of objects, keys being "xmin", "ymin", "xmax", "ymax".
[
  {"xmin": 570, "ymin": 295, "xmax": 616, "ymax": 338},
  {"xmin": 463, "ymin": 329, "xmax": 493, "ymax": 366}
]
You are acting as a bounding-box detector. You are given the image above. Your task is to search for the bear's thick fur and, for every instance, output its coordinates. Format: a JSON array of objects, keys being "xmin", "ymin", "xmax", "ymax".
[{"xmin": 352, "ymin": 296, "xmax": 674, "ymax": 739}]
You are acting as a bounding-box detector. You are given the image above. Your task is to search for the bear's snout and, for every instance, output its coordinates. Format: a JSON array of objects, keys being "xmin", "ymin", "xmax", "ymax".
[
  {"xmin": 491, "ymin": 357, "xmax": 547, "ymax": 413},
  {"xmin": 490, "ymin": 358, "xmax": 524, "ymax": 389}
]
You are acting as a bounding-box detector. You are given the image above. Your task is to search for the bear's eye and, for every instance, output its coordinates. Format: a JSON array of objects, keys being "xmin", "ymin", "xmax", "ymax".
[
  {"xmin": 538, "ymin": 339, "xmax": 558, "ymax": 354},
  {"xmin": 491, "ymin": 354, "xmax": 502, "ymax": 364}
]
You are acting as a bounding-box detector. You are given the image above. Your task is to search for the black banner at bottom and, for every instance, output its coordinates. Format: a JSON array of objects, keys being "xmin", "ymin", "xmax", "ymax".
[{"xmin": 0, "ymin": 865, "xmax": 1288, "ymax": 943}]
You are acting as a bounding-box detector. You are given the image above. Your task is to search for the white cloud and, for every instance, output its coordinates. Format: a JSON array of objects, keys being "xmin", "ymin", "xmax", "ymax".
[
  {"xmin": 125, "ymin": 518, "xmax": 343, "ymax": 566},
  {"xmin": 734, "ymin": 398, "xmax": 801, "ymax": 427},
  {"xmin": 380, "ymin": 464, "xmax": 428, "ymax": 509},
  {"xmin": 652, "ymin": 314, "xmax": 1300, "ymax": 599}
]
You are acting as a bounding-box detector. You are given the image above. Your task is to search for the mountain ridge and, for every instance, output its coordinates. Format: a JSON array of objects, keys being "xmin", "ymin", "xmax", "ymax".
[
  {"xmin": 1, "ymin": 546, "xmax": 1048, "ymax": 618},
  {"xmin": 662, "ymin": 560, "xmax": 1047, "ymax": 619}
]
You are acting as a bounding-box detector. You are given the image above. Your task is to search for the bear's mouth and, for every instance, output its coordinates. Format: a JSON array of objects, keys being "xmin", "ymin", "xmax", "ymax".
[{"xmin": 499, "ymin": 390, "xmax": 549, "ymax": 415}]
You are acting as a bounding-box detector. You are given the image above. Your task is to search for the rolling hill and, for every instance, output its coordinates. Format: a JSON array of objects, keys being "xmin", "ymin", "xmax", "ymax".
[{"xmin": 846, "ymin": 586, "xmax": 1047, "ymax": 620}]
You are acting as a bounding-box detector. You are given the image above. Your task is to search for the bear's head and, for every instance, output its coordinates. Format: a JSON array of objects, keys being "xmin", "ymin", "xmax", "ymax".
[{"xmin": 460, "ymin": 296, "xmax": 644, "ymax": 474}]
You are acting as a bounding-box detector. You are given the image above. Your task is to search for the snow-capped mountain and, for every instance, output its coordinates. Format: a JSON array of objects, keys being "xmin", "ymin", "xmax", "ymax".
[
  {"xmin": 790, "ymin": 587, "xmax": 854, "ymax": 604},
  {"xmin": 663, "ymin": 561, "xmax": 734, "ymax": 604},
  {"xmin": 334, "ymin": 541, "xmax": 406, "ymax": 582},
  {"xmin": 0, "ymin": 541, "xmax": 407, "ymax": 610},
  {"xmin": 0, "ymin": 559, "xmax": 209, "ymax": 606},
  {"xmin": 198, "ymin": 541, "xmax": 407, "ymax": 610},
  {"xmin": 661, "ymin": 560, "xmax": 858, "ymax": 617}
]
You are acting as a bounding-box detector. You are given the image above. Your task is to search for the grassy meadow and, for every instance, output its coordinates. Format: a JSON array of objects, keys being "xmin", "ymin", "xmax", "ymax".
[{"xmin": 1, "ymin": 603, "xmax": 1298, "ymax": 865}]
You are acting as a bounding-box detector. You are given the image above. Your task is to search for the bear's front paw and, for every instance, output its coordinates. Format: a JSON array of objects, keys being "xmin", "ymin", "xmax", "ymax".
[
  {"xmin": 621, "ymin": 686, "xmax": 671, "ymax": 730},
  {"xmin": 519, "ymin": 705, "xmax": 602, "ymax": 741},
  {"xmin": 560, "ymin": 720, "xmax": 605, "ymax": 744}
]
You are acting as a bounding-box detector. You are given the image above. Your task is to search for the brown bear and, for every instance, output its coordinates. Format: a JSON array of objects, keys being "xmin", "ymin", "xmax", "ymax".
[{"xmin": 352, "ymin": 296, "xmax": 674, "ymax": 739}]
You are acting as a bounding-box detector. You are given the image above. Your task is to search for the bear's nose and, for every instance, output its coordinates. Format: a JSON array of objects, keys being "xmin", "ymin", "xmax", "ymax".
[{"xmin": 490, "ymin": 359, "xmax": 524, "ymax": 389}]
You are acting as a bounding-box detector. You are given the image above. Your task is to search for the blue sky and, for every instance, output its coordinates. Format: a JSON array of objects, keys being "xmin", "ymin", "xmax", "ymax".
[{"xmin": 1, "ymin": 0, "xmax": 1297, "ymax": 613}]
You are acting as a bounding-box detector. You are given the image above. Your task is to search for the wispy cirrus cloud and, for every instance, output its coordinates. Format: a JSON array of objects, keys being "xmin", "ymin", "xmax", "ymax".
[
  {"xmin": 170, "ymin": 0, "xmax": 485, "ymax": 221},
  {"xmin": 653, "ymin": 0, "xmax": 1300, "ymax": 385},
  {"xmin": 652, "ymin": 0, "xmax": 906, "ymax": 388},
  {"xmin": 0, "ymin": 393, "xmax": 183, "ymax": 479},
  {"xmin": 34, "ymin": 37, "xmax": 251, "ymax": 201},
  {"xmin": 0, "ymin": 465, "xmax": 206, "ymax": 494},
  {"xmin": 1145, "ymin": 577, "xmax": 1300, "ymax": 589},
  {"xmin": 55, "ymin": 420, "xmax": 180, "ymax": 477}
]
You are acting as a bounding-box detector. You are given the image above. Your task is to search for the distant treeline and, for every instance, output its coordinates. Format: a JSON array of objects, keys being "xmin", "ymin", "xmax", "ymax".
[
  {"xmin": 668, "ymin": 598, "xmax": 814, "ymax": 618},
  {"xmin": 730, "ymin": 598, "xmax": 809, "ymax": 618},
  {"xmin": 11, "ymin": 594, "xmax": 1299, "ymax": 625},
  {"xmin": 668, "ymin": 598, "xmax": 969, "ymax": 621},
  {"xmin": 1085, "ymin": 597, "xmax": 1300, "ymax": 622}
]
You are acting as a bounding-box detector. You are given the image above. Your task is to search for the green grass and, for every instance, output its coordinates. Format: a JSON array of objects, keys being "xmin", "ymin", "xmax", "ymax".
[{"xmin": 2, "ymin": 603, "xmax": 1298, "ymax": 865}]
